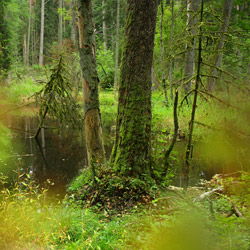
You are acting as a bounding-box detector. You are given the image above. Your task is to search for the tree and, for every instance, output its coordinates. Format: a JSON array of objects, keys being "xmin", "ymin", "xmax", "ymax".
[
  {"xmin": 110, "ymin": 0, "xmax": 158, "ymax": 177},
  {"xmin": 78, "ymin": 0, "xmax": 105, "ymax": 180},
  {"xmin": 0, "ymin": 0, "xmax": 10, "ymax": 75},
  {"xmin": 113, "ymin": 0, "xmax": 120, "ymax": 94},
  {"xmin": 183, "ymin": 0, "xmax": 199, "ymax": 94},
  {"xmin": 39, "ymin": 0, "xmax": 45, "ymax": 66},
  {"xmin": 102, "ymin": 0, "xmax": 107, "ymax": 50},
  {"xmin": 58, "ymin": 0, "xmax": 63, "ymax": 45},
  {"xmin": 160, "ymin": 0, "xmax": 168, "ymax": 102},
  {"xmin": 207, "ymin": 0, "xmax": 234, "ymax": 92},
  {"xmin": 71, "ymin": 0, "xmax": 76, "ymax": 44},
  {"xmin": 26, "ymin": 0, "xmax": 32, "ymax": 66}
]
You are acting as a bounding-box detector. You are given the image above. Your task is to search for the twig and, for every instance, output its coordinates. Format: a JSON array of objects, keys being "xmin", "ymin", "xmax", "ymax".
[
  {"xmin": 199, "ymin": 89, "xmax": 241, "ymax": 110},
  {"xmin": 0, "ymin": 102, "xmax": 35, "ymax": 117},
  {"xmin": 194, "ymin": 121, "xmax": 221, "ymax": 131}
]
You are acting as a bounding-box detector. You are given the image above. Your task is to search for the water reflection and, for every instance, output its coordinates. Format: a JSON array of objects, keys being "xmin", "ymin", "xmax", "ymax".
[{"xmin": 2, "ymin": 114, "xmax": 96, "ymax": 197}]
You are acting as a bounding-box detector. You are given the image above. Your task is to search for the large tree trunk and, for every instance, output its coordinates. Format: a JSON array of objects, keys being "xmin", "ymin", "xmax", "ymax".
[
  {"xmin": 77, "ymin": 0, "xmax": 105, "ymax": 177},
  {"xmin": 110, "ymin": 0, "xmax": 158, "ymax": 177},
  {"xmin": 113, "ymin": 0, "xmax": 120, "ymax": 95},
  {"xmin": 58, "ymin": 0, "xmax": 63, "ymax": 45},
  {"xmin": 102, "ymin": 0, "xmax": 107, "ymax": 50},
  {"xmin": 207, "ymin": 0, "xmax": 233, "ymax": 92},
  {"xmin": 39, "ymin": 0, "xmax": 44, "ymax": 66},
  {"xmin": 183, "ymin": 0, "xmax": 199, "ymax": 93}
]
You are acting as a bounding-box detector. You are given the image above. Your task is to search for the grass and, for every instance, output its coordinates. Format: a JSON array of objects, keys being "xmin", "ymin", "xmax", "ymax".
[
  {"xmin": 1, "ymin": 172, "xmax": 250, "ymax": 249},
  {"xmin": 0, "ymin": 173, "xmax": 130, "ymax": 249}
]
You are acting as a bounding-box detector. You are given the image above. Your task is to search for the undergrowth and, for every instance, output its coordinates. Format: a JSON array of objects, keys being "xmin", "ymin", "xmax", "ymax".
[
  {"xmin": 1, "ymin": 171, "xmax": 250, "ymax": 249},
  {"xmin": 67, "ymin": 166, "xmax": 159, "ymax": 213}
]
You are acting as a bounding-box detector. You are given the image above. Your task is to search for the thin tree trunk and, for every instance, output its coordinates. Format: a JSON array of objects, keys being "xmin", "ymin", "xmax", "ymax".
[
  {"xmin": 78, "ymin": 0, "xmax": 105, "ymax": 180},
  {"xmin": 58, "ymin": 0, "xmax": 63, "ymax": 45},
  {"xmin": 32, "ymin": 29, "xmax": 35, "ymax": 64},
  {"xmin": 160, "ymin": 0, "xmax": 168, "ymax": 103},
  {"xmin": 110, "ymin": 0, "xmax": 158, "ymax": 177},
  {"xmin": 183, "ymin": 0, "xmax": 199, "ymax": 94},
  {"xmin": 27, "ymin": 0, "xmax": 32, "ymax": 66},
  {"xmin": 114, "ymin": 0, "xmax": 120, "ymax": 95},
  {"xmin": 164, "ymin": 89, "xmax": 179, "ymax": 175},
  {"xmin": 207, "ymin": 0, "xmax": 234, "ymax": 92},
  {"xmin": 23, "ymin": 33, "xmax": 27, "ymax": 65},
  {"xmin": 71, "ymin": 0, "xmax": 76, "ymax": 44},
  {"xmin": 39, "ymin": 0, "xmax": 45, "ymax": 66},
  {"xmin": 247, "ymin": 60, "xmax": 250, "ymax": 85},
  {"xmin": 169, "ymin": 0, "xmax": 174, "ymax": 100},
  {"xmin": 102, "ymin": 0, "xmax": 107, "ymax": 50},
  {"xmin": 111, "ymin": 8, "xmax": 115, "ymax": 53},
  {"xmin": 183, "ymin": 0, "xmax": 203, "ymax": 190}
]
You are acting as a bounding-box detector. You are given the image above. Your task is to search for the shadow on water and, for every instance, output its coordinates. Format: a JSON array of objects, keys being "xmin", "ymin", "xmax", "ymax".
[{"xmin": 2, "ymin": 113, "xmax": 113, "ymax": 198}]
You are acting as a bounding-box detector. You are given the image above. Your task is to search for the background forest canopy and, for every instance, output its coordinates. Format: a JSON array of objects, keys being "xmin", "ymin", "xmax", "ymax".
[
  {"xmin": 0, "ymin": 0, "xmax": 250, "ymax": 249},
  {"xmin": 0, "ymin": 0, "xmax": 249, "ymax": 88}
]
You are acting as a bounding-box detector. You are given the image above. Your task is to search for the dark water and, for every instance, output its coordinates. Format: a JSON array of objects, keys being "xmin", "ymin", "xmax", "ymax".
[{"xmin": 1, "ymin": 113, "xmax": 113, "ymax": 197}]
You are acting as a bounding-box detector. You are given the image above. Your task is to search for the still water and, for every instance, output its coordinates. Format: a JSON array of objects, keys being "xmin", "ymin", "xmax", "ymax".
[{"xmin": 1, "ymin": 112, "xmax": 112, "ymax": 197}]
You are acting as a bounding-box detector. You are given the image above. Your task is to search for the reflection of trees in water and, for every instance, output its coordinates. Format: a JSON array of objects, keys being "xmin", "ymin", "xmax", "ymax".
[{"xmin": 7, "ymin": 115, "xmax": 114, "ymax": 196}]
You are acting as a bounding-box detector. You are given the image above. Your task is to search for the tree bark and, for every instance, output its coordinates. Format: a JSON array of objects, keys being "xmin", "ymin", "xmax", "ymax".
[
  {"xmin": 110, "ymin": 0, "xmax": 158, "ymax": 177},
  {"xmin": 183, "ymin": 0, "xmax": 199, "ymax": 94},
  {"xmin": 23, "ymin": 33, "xmax": 27, "ymax": 66},
  {"xmin": 114, "ymin": 0, "xmax": 120, "ymax": 95},
  {"xmin": 71, "ymin": 0, "xmax": 76, "ymax": 44},
  {"xmin": 207, "ymin": 0, "xmax": 234, "ymax": 92},
  {"xmin": 27, "ymin": 0, "xmax": 32, "ymax": 66},
  {"xmin": 168, "ymin": 0, "xmax": 174, "ymax": 100},
  {"xmin": 160, "ymin": 0, "xmax": 168, "ymax": 103},
  {"xmin": 102, "ymin": 0, "xmax": 107, "ymax": 50},
  {"xmin": 58, "ymin": 0, "xmax": 63, "ymax": 45},
  {"xmin": 77, "ymin": 0, "xmax": 105, "ymax": 176},
  {"xmin": 39, "ymin": 0, "xmax": 45, "ymax": 66}
]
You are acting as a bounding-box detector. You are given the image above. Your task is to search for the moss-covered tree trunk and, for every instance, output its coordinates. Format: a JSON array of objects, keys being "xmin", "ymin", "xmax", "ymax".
[
  {"xmin": 110, "ymin": 0, "xmax": 158, "ymax": 177},
  {"xmin": 77, "ymin": 0, "xmax": 105, "ymax": 176}
]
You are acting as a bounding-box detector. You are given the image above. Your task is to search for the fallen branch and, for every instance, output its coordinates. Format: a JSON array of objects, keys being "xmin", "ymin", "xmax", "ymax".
[{"xmin": 193, "ymin": 186, "xmax": 223, "ymax": 202}]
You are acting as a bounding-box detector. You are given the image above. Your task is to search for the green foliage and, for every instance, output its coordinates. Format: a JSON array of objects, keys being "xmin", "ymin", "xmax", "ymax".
[
  {"xmin": 125, "ymin": 184, "xmax": 250, "ymax": 250},
  {"xmin": 0, "ymin": 172, "xmax": 128, "ymax": 249},
  {"xmin": 99, "ymin": 90, "xmax": 117, "ymax": 128},
  {"xmin": 6, "ymin": 77, "xmax": 41, "ymax": 103},
  {"xmin": 0, "ymin": 122, "xmax": 12, "ymax": 171},
  {"xmin": 36, "ymin": 55, "xmax": 82, "ymax": 129},
  {"xmin": 0, "ymin": 171, "xmax": 250, "ymax": 249},
  {"xmin": 96, "ymin": 45, "xmax": 115, "ymax": 89}
]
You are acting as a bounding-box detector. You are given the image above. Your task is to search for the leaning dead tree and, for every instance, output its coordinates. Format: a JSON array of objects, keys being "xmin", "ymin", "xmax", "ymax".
[{"xmin": 78, "ymin": 0, "xmax": 105, "ymax": 181}]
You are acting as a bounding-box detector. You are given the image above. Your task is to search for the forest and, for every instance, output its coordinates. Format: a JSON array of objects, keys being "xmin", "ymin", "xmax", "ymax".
[{"xmin": 0, "ymin": 0, "xmax": 250, "ymax": 249}]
